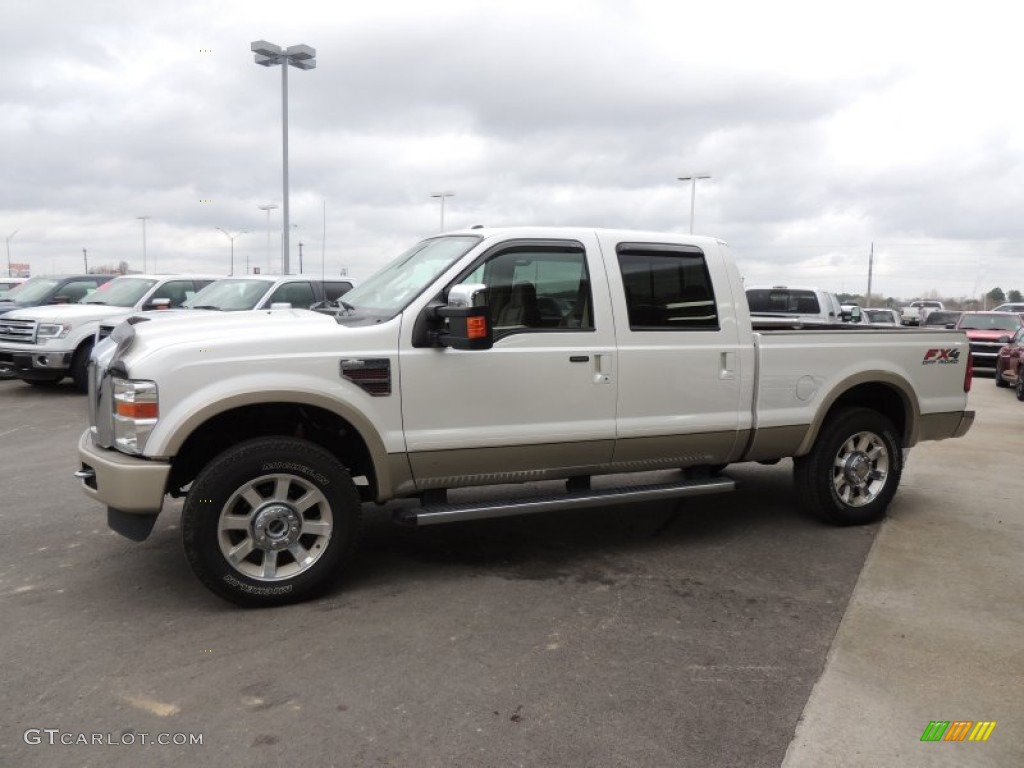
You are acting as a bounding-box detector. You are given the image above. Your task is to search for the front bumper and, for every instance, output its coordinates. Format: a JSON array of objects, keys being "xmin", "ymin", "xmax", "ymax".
[
  {"xmin": 0, "ymin": 346, "xmax": 72, "ymax": 379},
  {"xmin": 76, "ymin": 429, "xmax": 170, "ymax": 515}
]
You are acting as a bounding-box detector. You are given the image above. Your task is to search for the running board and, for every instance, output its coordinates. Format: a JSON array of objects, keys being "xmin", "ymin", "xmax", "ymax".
[{"xmin": 394, "ymin": 476, "xmax": 735, "ymax": 527}]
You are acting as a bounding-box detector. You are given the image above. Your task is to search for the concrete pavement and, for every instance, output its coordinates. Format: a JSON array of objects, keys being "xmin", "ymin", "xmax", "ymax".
[{"xmin": 783, "ymin": 379, "xmax": 1023, "ymax": 767}]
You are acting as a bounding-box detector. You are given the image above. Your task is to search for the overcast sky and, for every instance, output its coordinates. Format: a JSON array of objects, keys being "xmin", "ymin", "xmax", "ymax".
[{"xmin": 3, "ymin": 0, "xmax": 1021, "ymax": 299}]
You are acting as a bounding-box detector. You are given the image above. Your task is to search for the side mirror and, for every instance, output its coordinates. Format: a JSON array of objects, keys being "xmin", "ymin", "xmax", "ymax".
[
  {"xmin": 146, "ymin": 298, "xmax": 172, "ymax": 310},
  {"xmin": 269, "ymin": 302, "xmax": 292, "ymax": 309},
  {"xmin": 435, "ymin": 283, "xmax": 492, "ymax": 350},
  {"xmin": 945, "ymin": 323, "xmax": 956, "ymax": 329},
  {"xmin": 51, "ymin": 295, "xmax": 72, "ymax": 304}
]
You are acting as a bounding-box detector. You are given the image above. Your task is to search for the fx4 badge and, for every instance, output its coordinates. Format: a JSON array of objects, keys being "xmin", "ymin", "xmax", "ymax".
[{"xmin": 922, "ymin": 348, "xmax": 960, "ymax": 365}]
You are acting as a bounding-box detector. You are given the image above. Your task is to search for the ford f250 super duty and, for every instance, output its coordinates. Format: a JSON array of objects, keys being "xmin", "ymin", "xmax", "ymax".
[{"xmin": 76, "ymin": 228, "xmax": 975, "ymax": 606}]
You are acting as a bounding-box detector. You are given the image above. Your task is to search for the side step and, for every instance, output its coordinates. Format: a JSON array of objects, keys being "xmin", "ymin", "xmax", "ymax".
[{"xmin": 394, "ymin": 476, "xmax": 735, "ymax": 527}]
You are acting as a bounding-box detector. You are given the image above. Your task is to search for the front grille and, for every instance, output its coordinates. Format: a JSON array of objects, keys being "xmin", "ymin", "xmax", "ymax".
[
  {"xmin": 969, "ymin": 341, "xmax": 1004, "ymax": 367},
  {"xmin": 88, "ymin": 361, "xmax": 115, "ymax": 447},
  {"xmin": 0, "ymin": 318, "xmax": 36, "ymax": 344}
]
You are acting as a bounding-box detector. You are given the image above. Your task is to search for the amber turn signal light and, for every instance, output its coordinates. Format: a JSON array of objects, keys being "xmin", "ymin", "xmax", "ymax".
[
  {"xmin": 467, "ymin": 316, "xmax": 488, "ymax": 339},
  {"xmin": 115, "ymin": 402, "xmax": 159, "ymax": 419}
]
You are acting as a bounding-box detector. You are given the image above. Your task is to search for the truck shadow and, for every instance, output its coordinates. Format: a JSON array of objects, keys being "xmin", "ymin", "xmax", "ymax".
[{"xmin": 339, "ymin": 463, "xmax": 849, "ymax": 596}]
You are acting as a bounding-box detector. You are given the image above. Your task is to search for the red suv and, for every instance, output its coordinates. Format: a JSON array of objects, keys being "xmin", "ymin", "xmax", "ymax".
[
  {"xmin": 995, "ymin": 326, "xmax": 1024, "ymax": 398},
  {"xmin": 957, "ymin": 311, "xmax": 1024, "ymax": 374}
]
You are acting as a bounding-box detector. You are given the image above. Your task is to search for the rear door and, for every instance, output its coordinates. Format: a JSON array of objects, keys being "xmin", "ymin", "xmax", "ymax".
[
  {"xmin": 399, "ymin": 234, "xmax": 618, "ymax": 488},
  {"xmin": 603, "ymin": 236, "xmax": 744, "ymax": 468}
]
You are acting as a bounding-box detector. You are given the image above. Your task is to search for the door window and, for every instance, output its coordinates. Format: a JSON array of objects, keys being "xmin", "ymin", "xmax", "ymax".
[
  {"xmin": 458, "ymin": 244, "xmax": 593, "ymax": 337},
  {"xmin": 268, "ymin": 282, "xmax": 316, "ymax": 308},
  {"xmin": 616, "ymin": 246, "xmax": 719, "ymax": 330}
]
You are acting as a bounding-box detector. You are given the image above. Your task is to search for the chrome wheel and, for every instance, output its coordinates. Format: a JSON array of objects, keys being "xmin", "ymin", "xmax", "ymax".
[
  {"xmin": 831, "ymin": 430, "xmax": 890, "ymax": 507},
  {"xmin": 217, "ymin": 473, "xmax": 334, "ymax": 581}
]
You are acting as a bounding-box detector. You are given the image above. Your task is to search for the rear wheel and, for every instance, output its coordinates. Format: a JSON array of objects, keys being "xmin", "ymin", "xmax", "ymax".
[
  {"xmin": 181, "ymin": 437, "xmax": 362, "ymax": 607},
  {"xmin": 1016, "ymin": 374, "xmax": 1024, "ymax": 402},
  {"xmin": 793, "ymin": 407, "xmax": 902, "ymax": 526}
]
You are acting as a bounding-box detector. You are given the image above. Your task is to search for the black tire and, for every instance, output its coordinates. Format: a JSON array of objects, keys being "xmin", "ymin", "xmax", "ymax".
[
  {"xmin": 793, "ymin": 407, "xmax": 902, "ymax": 526},
  {"xmin": 1016, "ymin": 375, "xmax": 1024, "ymax": 402},
  {"xmin": 71, "ymin": 340, "xmax": 94, "ymax": 393},
  {"xmin": 181, "ymin": 437, "xmax": 362, "ymax": 607}
]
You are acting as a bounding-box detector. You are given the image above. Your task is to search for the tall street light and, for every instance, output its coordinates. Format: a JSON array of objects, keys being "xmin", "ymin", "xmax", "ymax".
[
  {"xmin": 677, "ymin": 173, "xmax": 711, "ymax": 234},
  {"xmin": 252, "ymin": 40, "xmax": 316, "ymax": 275},
  {"xmin": 5, "ymin": 230, "xmax": 17, "ymax": 277},
  {"xmin": 217, "ymin": 228, "xmax": 247, "ymax": 276},
  {"xmin": 137, "ymin": 216, "xmax": 150, "ymax": 272},
  {"xmin": 431, "ymin": 191, "xmax": 455, "ymax": 231},
  {"xmin": 257, "ymin": 204, "xmax": 278, "ymax": 273}
]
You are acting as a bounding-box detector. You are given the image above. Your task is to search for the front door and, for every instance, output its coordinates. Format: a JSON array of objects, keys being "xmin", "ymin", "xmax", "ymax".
[{"xmin": 399, "ymin": 235, "xmax": 618, "ymax": 490}]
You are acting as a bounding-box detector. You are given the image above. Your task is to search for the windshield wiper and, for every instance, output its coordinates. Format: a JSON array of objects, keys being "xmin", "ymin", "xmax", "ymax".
[{"xmin": 188, "ymin": 305, "xmax": 224, "ymax": 311}]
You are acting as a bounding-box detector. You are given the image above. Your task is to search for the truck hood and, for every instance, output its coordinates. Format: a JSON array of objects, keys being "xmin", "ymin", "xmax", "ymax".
[
  {"xmin": 124, "ymin": 308, "xmax": 340, "ymax": 353},
  {"xmin": 1, "ymin": 303, "xmax": 137, "ymax": 324},
  {"xmin": 963, "ymin": 328, "xmax": 1015, "ymax": 341}
]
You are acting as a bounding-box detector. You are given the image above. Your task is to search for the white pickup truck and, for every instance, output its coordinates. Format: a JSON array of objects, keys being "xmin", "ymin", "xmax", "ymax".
[
  {"xmin": 76, "ymin": 227, "xmax": 975, "ymax": 606},
  {"xmin": 0, "ymin": 275, "xmax": 216, "ymax": 390},
  {"xmin": 900, "ymin": 300, "xmax": 945, "ymax": 327}
]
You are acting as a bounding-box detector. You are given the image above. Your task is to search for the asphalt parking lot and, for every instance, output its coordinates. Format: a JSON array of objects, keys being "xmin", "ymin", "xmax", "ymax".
[{"xmin": 0, "ymin": 375, "xmax": 1018, "ymax": 767}]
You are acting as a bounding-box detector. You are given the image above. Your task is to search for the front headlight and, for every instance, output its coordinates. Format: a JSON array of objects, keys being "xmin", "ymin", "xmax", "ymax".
[
  {"xmin": 37, "ymin": 322, "xmax": 72, "ymax": 340},
  {"xmin": 112, "ymin": 377, "xmax": 159, "ymax": 454}
]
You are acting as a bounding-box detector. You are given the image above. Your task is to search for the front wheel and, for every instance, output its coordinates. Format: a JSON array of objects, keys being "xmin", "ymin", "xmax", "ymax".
[
  {"xmin": 71, "ymin": 340, "xmax": 94, "ymax": 393},
  {"xmin": 181, "ymin": 437, "xmax": 362, "ymax": 607},
  {"xmin": 793, "ymin": 408, "xmax": 902, "ymax": 526},
  {"xmin": 1016, "ymin": 374, "xmax": 1024, "ymax": 402}
]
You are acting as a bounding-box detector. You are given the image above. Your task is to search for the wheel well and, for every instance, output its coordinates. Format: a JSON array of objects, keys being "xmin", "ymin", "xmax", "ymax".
[
  {"xmin": 168, "ymin": 403, "xmax": 377, "ymax": 501},
  {"xmin": 825, "ymin": 383, "xmax": 909, "ymax": 444}
]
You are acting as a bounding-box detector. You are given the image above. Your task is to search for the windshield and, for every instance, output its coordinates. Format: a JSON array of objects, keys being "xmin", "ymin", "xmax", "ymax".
[
  {"xmin": 81, "ymin": 277, "xmax": 158, "ymax": 307},
  {"xmin": 341, "ymin": 236, "xmax": 481, "ymax": 316},
  {"xmin": 183, "ymin": 279, "xmax": 275, "ymax": 310},
  {"xmin": 2, "ymin": 277, "xmax": 60, "ymax": 303},
  {"xmin": 958, "ymin": 313, "xmax": 1022, "ymax": 331}
]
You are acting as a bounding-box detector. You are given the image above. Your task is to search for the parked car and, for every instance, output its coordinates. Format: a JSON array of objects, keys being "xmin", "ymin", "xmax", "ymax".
[
  {"xmin": 956, "ymin": 311, "xmax": 1024, "ymax": 373},
  {"xmin": 994, "ymin": 327, "xmax": 1024, "ymax": 396},
  {"xmin": 745, "ymin": 285, "xmax": 844, "ymax": 326},
  {"xmin": 0, "ymin": 275, "xmax": 217, "ymax": 390},
  {"xmin": 96, "ymin": 275, "xmax": 358, "ymax": 341},
  {"xmin": 78, "ymin": 227, "xmax": 974, "ymax": 606},
  {"xmin": 0, "ymin": 277, "xmax": 27, "ymax": 295},
  {"xmin": 900, "ymin": 300, "xmax": 944, "ymax": 326},
  {"xmin": 863, "ymin": 308, "xmax": 900, "ymax": 326},
  {"xmin": 0, "ymin": 274, "xmax": 114, "ymax": 318},
  {"xmin": 920, "ymin": 310, "xmax": 962, "ymax": 329},
  {"xmin": 992, "ymin": 302, "xmax": 1024, "ymax": 313}
]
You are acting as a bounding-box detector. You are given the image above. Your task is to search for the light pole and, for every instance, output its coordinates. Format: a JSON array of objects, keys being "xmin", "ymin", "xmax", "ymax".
[
  {"xmin": 291, "ymin": 223, "xmax": 300, "ymax": 272},
  {"xmin": 431, "ymin": 191, "xmax": 455, "ymax": 231},
  {"xmin": 5, "ymin": 230, "xmax": 17, "ymax": 277},
  {"xmin": 677, "ymin": 173, "xmax": 711, "ymax": 234},
  {"xmin": 257, "ymin": 204, "xmax": 278, "ymax": 273},
  {"xmin": 252, "ymin": 40, "xmax": 316, "ymax": 275},
  {"xmin": 217, "ymin": 228, "xmax": 247, "ymax": 276},
  {"xmin": 82, "ymin": 248, "xmax": 89, "ymax": 273},
  {"xmin": 137, "ymin": 216, "xmax": 150, "ymax": 272}
]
